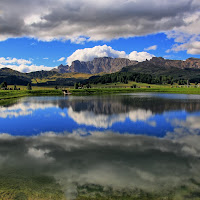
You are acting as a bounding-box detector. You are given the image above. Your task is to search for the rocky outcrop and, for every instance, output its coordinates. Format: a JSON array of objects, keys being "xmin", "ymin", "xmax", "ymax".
[
  {"xmin": 52, "ymin": 64, "xmax": 70, "ymax": 73},
  {"xmin": 149, "ymin": 57, "xmax": 200, "ymax": 69},
  {"xmin": 54, "ymin": 57, "xmax": 138, "ymax": 74}
]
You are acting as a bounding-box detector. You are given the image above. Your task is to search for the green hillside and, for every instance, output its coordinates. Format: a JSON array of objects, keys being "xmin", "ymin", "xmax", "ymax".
[{"xmin": 122, "ymin": 62, "xmax": 200, "ymax": 82}]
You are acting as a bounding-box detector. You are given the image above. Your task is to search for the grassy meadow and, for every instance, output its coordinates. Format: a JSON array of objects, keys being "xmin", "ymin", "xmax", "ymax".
[
  {"xmin": 0, "ymin": 87, "xmax": 63, "ymax": 101},
  {"xmin": 31, "ymin": 72, "xmax": 98, "ymax": 84},
  {"xmin": 0, "ymin": 82, "xmax": 200, "ymax": 102},
  {"xmin": 70, "ymin": 81, "xmax": 200, "ymax": 95}
]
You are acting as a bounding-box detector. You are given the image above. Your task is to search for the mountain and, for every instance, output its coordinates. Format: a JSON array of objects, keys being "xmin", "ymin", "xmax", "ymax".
[
  {"xmin": 148, "ymin": 57, "xmax": 200, "ymax": 69},
  {"xmin": 53, "ymin": 57, "xmax": 138, "ymax": 74},
  {"xmin": 28, "ymin": 70, "xmax": 59, "ymax": 80},
  {"xmin": 0, "ymin": 68, "xmax": 61, "ymax": 85},
  {"xmin": 52, "ymin": 64, "xmax": 70, "ymax": 74},
  {"xmin": 1, "ymin": 57, "xmax": 200, "ymax": 86},
  {"xmin": 121, "ymin": 57, "xmax": 200, "ymax": 81},
  {"xmin": 54, "ymin": 57, "xmax": 200, "ymax": 75},
  {"xmin": 0, "ymin": 68, "xmax": 31, "ymax": 85},
  {"xmin": 0, "ymin": 68, "xmax": 93, "ymax": 86}
]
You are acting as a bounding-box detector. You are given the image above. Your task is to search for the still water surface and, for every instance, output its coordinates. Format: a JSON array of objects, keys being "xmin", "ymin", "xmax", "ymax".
[{"xmin": 0, "ymin": 93, "xmax": 200, "ymax": 199}]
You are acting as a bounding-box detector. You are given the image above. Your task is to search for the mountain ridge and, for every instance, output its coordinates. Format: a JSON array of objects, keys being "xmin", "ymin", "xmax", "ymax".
[
  {"xmin": 53, "ymin": 57, "xmax": 200, "ymax": 74},
  {"xmin": 53, "ymin": 57, "xmax": 138, "ymax": 74},
  {"xmin": 1, "ymin": 57, "xmax": 200, "ymax": 85}
]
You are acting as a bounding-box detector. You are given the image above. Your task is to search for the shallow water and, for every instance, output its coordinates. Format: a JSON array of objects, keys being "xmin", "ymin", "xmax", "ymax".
[{"xmin": 0, "ymin": 93, "xmax": 200, "ymax": 199}]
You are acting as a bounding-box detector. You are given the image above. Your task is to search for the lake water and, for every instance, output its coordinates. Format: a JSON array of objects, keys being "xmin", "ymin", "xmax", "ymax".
[{"xmin": 1, "ymin": 93, "xmax": 200, "ymax": 199}]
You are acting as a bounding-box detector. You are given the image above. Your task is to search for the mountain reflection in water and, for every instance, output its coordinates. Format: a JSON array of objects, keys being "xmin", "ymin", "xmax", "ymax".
[{"xmin": 0, "ymin": 93, "xmax": 200, "ymax": 199}]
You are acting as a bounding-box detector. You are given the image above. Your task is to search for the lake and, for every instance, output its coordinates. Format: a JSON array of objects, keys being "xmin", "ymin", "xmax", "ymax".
[{"xmin": 0, "ymin": 93, "xmax": 200, "ymax": 199}]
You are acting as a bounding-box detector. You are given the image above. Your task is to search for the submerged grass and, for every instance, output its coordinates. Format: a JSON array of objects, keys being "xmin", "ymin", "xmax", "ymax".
[
  {"xmin": 1, "ymin": 173, "xmax": 200, "ymax": 200},
  {"xmin": 0, "ymin": 170, "xmax": 65, "ymax": 200}
]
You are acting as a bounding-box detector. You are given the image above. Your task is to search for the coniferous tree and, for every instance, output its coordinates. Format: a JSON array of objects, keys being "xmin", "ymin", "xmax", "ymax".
[
  {"xmin": 0, "ymin": 81, "xmax": 7, "ymax": 89},
  {"xmin": 27, "ymin": 83, "xmax": 32, "ymax": 90},
  {"xmin": 74, "ymin": 83, "xmax": 78, "ymax": 89}
]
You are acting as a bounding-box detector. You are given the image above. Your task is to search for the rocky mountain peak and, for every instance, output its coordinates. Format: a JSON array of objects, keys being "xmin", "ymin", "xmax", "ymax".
[{"xmin": 54, "ymin": 57, "xmax": 138, "ymax": 74}]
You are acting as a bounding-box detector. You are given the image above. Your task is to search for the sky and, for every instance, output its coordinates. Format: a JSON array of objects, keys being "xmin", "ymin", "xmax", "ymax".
[{"xmin": 0, "ymin": 0, "xmax": 199, "ymax": 72}]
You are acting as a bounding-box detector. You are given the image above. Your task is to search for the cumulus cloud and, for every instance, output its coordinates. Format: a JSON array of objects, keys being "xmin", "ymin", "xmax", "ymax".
[
  {"xmin": 0, "ymin": 57, "xmax": 32, "ymax": 65},
  {"xmin": 166, "ymin": 11, "xmax": 200, "ymax": 54},
  {"xmin": 0, "ymin": 0, "xmax": 199, "ymax": 43},
  {"xmin": 0, "ymin": 57, "xmax": 56, "ymax": 73},
  {"xmin": 67, "ymin": 45, "xmax": 154, "ymax": 65},
  {"xmin": 169, "ymin": 40, "xmax": 200, "ymax": 54},
  {"xmin": 128, "ymin": 51, "xmax": 153, "ymax": 62},
  {"xmin": 144, "ymin": 45, "xmax": 157, "ymax": 51}
]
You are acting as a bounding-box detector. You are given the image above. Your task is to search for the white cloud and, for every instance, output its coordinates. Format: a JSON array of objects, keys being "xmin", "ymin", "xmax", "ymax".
[
  {"xmin": 0, "ymin": 0, "xmax": 199, "ymax": 42},
  {"xmin": 168, "ymin": 40, "xmax": 200, "ymax": 55},
  {"xmin": 43, "ymin": 57, "xmax": 49, "ymax": 60},
  {"xmin": 0, "ymin": 57, "xmax": 56, "ymax": 73},
  {"xmin": 57, "ymin": 57, "xmax": 65, "ymax": 62},
  {"xmin": 0, "ymin": 57, "xmax": 32, "ymax": 65},
  {"xmin": 70, "ymin": 37, "xmax": 88, "ymax": 44},
  {"xmin": 144, "ymin": 45, "xmax": 157, "ymax": 51},
  {"xmin": 128, "ymin": 51, "xmax": 153, "ymax": 62},
  {"xmin": 166, "ymin": 11, "xmax": 200, "ymax": 54},
  {"xmin": 67, "ymin": 45, "xmax": 154, "ymax": 65}
]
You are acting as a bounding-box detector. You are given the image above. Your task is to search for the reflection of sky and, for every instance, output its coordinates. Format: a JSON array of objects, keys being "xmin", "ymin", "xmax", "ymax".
[
  {"xmin": 0, "ymin": 94, "xmax": 199, "ymax": 137},
  {"xmin": 0, "ymin": 130, "xmax": 200, "ymax": 198},
  {"xmin": 1, "ymin": 94, "xmax": 200, "ymax": 198}
]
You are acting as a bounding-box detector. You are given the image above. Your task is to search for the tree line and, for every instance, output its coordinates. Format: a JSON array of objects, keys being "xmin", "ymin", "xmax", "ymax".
[
  {"xmin": 0, "ymin": 81, "xmax": 32, "ymax": 90},
  {"xmin": 82, "ymin": 72, "xmax": 188, "ymax": 85}
]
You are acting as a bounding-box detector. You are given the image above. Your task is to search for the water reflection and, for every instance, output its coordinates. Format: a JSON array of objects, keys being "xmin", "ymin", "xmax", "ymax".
[
  {"xmin": 0, "ymin": 93, "xmax": 200, "ymax": 199},
  {"xmin": 0, "ymin": 93, "xmax": 200, "ymax": 136},
  {"xmin": 68, "ymin": 107, "xmax": 154, "ymax": 128},
  {"xmin": 0, "ymin": 130, "xmax": 200, "ymax": 199},
  {"xmin": 0, "ymin": 101, "xmax": 57, "ymax": 118}
]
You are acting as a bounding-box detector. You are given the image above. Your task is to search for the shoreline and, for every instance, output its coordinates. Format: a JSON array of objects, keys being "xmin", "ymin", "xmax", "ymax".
[
  {"xmin": 0, "ymin": 90, "xmax": 63, "ymax": 101},
  {"xmin": 0, "ymin": 87, "xmax": 200, "ymax": 104},
  {"xmin": 69, "ymin": 87, "xmax": 200, "ymax": 95}
]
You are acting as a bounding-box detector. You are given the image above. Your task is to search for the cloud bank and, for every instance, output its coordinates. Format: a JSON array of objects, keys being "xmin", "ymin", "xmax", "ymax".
[
  {"xmin": 0, "ymin": 57, "xmax": 55, "ymax": 73},
  {"xmin": 166, "ymin": 11, "xmax": 200, "ymax": 54},
  {"xmin": 67, "ymin": 45, "xmax": 154, "ymax": 65},
  {"xmin": 0, "ymin": 0, "xmax": 199, "ymax": 43}
]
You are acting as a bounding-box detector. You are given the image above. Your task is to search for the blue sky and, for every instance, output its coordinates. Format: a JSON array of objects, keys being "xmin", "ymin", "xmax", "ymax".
[{"xmin": 0, "ymin": 0, "xmax": 199, "ymax": 72}]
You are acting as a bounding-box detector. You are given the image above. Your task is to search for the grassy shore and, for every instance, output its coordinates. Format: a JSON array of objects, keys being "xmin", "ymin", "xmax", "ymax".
[
  {"xmin": 0, "ymin": 84, "xmax": 200, "ymax": 103},
  {"xmin": 0, "ymin": 89, "xmax": 63, "ymax": 101},
  {"xmin": 70, "ymin": 87, "xmax": 200, "ymax": 95}
]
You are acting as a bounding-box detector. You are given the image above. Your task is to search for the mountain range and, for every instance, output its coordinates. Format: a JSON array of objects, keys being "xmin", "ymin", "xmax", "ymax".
[
  {"xmin": 53, "ymin": 57, "xmax": 138, "ymax": 74},
  {"xmin": 54, "ymin": 57, "xmax": 200, "ymax": 74},
  {"xmin": 1, "ymin": 57, "xmax": 200, "ymax": 85}
]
